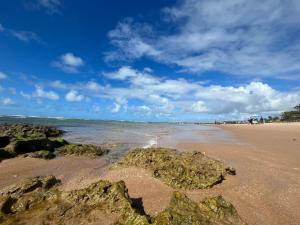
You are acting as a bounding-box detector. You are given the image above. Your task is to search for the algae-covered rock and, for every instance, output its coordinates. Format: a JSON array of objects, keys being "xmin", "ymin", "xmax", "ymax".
[
  {"xmin": 0, "ymin": 176, "xmax": 246, "ymax": 225},
  {"xmin": 0, "ymin": 124, "xmax": 63, "ymax": 140},
  {"xmin": 23, "ymin": 150, "xmax": 56, "ymax": 160},
  {"xmin": 57, "ymin": 143, "xmax": 110, "ymax": 157},
  {"xmin": 0, "ymin": 124, "xmax": 69, "ymax": 160},
  {"xmin": 0, "ymin": 176, "xmax": 149, "ymax": 225},
  {"xmin": 113, "ymin": 148, "xmax": 235, "ymax": 190},
  {"xmin": 153, "ymin": 192, "xmax": 246, "ymax": 225}
]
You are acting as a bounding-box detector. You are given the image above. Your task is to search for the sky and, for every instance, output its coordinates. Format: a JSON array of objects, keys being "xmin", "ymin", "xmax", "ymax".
[{"xmin": 0, "ymin": 0, "xmax": 300, "ymax": 122}]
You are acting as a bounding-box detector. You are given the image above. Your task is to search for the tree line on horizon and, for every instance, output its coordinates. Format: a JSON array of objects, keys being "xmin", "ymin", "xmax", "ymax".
[{"xmin": 280, "ymin": 104, "xmax": 300, "ymax": 122}]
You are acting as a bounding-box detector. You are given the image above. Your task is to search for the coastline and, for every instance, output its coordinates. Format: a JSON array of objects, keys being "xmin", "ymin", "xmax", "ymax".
[{"xmin": 0, "ymin": 122, "xmax": 299, "ymax": 224}]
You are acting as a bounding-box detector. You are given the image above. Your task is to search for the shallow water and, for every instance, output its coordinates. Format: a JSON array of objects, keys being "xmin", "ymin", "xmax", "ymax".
[{"xmin": 0, "ymin": 116, "xmax": 238, "ymax": 159}]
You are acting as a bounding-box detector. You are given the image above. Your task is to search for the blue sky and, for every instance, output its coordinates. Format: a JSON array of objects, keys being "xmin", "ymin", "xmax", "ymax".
[{"xmin": 0, "ymin": 0, "xmax": 300, "ymax": 122}]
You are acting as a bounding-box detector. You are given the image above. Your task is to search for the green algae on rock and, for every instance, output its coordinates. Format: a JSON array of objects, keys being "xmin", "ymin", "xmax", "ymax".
[
  {"xmin": 112, "ymin": 148, "xmax": 236, "ymax": 190},
  {"xmin": 152, "ymin": 192, "xmax": 246, "ymax": 225},
  {"xmin": 0, "ymin": 124, "xmax": 63, "ymax": 140},
  {"xmin": 57, "ymin": 143, "xmax": 110, "ymax": 157},
  {"xmin": 0, "ymin": 176, "xmax": 246, "ymax": 225},
  {"xmin": 0, "ymin": 124, "xmax": 67, "ymax": 160},
  {"xmin": 0, "ymin": 176, "xmax": 149, "ymax": 225}
]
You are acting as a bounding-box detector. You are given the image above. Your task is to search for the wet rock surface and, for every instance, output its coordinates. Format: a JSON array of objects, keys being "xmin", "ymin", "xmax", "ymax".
[
  {"xmin": 0, "ymin": 124, "xmax": 65, "ymax": 160},
  {"xmin": 0, "ymin": 176, "xmax": 245, "ymax": 225},
  {"xmin": 112, "ymin": 148, "xmax": 236, "ymax": 190},
  {"xmin": 57, "ymin": 143, "xmax": 110, "ymax": 157},
  {"xmin": 0, "ymin": 124, "xmax": 109, "ymax": 160}
]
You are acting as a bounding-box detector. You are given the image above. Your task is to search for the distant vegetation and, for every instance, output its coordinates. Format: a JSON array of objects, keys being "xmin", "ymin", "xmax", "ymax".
[{"xmin": 281, "ymin": 104, "xmax": 300, "ymax": 122}]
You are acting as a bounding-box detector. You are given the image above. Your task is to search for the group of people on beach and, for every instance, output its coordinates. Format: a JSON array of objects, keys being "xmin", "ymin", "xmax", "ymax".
[{"xmin": 248, "ymin": 116, "xmax": 264, "ymax": 124}]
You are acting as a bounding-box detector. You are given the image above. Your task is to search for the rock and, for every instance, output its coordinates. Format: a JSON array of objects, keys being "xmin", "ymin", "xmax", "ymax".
[
  {"xmin": 0, "ymin": 148, "xmax": 13, "ymax": 160},
  {"xmin": 153, "ymin": 192, "xmax": 246, "ymax": 225},
  {"xmin": 23, "ymin": 150, "xmax": 56, "ymax": 160},
  {"xmin": 57, "ymin": 143, "xmax": 109, "ymax": 157},
  {"xmin": 0, "ymin": 124, "xmax": 68, "ymax": 160},
  {"xmin": 0, "ymin": 136, "xmax": 10, "ymax": 148},
  {"xmin": 112, "ymin": 148, "xmax": 236, "ymax": 190},
  {"xmin": 0, "ymin": 124, "xmax": 63, "ymax": 140},
  {"xmin": 0, "ymin": 176, "xmax": 246, "ymax": 225},
  {"xmin": 0, "ymin": 176, "xmax": 149, "ymax": 225}
]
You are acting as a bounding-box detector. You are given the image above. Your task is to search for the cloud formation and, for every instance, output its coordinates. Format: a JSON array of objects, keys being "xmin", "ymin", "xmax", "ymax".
[
  {"xmin": 106, "ymin": 0, "xmax": 300, "ymax": 79},
  {"xmin": 65, "ymin": 90, "xmax": 85, "ymax": 102},
  {"xmin": 0, "ymin": 23, "xmax": 40, "ymax": 42},
  {"xmin": 25, "ymin": 0, "xmax": 62, "ymax": 14},
  {"xmin": 52, "ymin": 53, "xmax": 84, "ymax": 73},
  {"xmin": 0, "ymin": 72, "xmax": 7, "ymax": 79},
  {"xmin": 33, "ymin": 86, "xmax": 59, "ymax": 100},
  {"xmin": 1, "ymin": 98, "xmax": 14, "ymax": 106},
  {"xmin": 84, "ymin": 67, "xmax": 300, "ymax": 117}
]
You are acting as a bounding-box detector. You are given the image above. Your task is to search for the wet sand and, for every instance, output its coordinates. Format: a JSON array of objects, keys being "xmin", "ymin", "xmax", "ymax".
[
  {"xmin": 0, "ymin": 123, "xmax": 299, "ymax": 224},
  {"xmin": 0, "ymin": 156, "xmax": 108, "ymax": 191}
]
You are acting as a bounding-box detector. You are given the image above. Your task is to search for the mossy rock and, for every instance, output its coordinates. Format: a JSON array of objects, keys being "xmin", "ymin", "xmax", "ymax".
[
  {"xmin": 0, "ymin": 176, "xmax": 149, "ymax": 225},
  {"xmin": 0, "ymin": 176, "xmax": 246, "ymax": 225},
  {"xmin": 152, "ymin": 192, "xmax": 246, "ymax": 225},
  {"xmin": 0, "ymin": 124, "xmax": 63, "ymax": 140},
  {"xmin": 112, "ymin": 148, "xmax": 236, "ymax": 190},
  {"xmin": 57, "ymin": 143, "xmax": 109, "ymax": 157},
  {"xmin": 0, "ymin": 124, "xmax": 68, "ymax": 160},
  {"xmin": 23, "ymin": 150, "xmax": 56, "ymax": 160}
]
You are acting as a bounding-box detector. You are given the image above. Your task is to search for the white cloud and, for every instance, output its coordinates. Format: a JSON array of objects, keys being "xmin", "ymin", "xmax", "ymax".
[
  {"xmin": 20, "ymin": 91, "xmax": 32, "ymax": 100},
  {"xmin": 65, "ymin": 90, "xmax": 85, "ymax": 102},
  {"xmin": 1, "ymin": 98, "xmax": 14, "ymax": 105},
  {"xmin": 38, "ymin": 0, "xmax": 61, "ymax": 13},
  {"xmin": 86, "ymin": 81, "xmax": 101, "ymax": 93},
  {"xmin": 50, "ymin": 80, "xmax": 67, "ymax": 89},
  {"xmin": 104, "ymin": 66, "xmax": 138, "ymax": 80},
  {"xmin": 129, "ymin": 105, "xmax": 152, "ymax": 115},
  {"xmin": 0, "ymin": 24, "xmax": 40, "ymax": 42},
  {"xmin": 9, "ymin": 30, "xmax": 40, "ymax": 42},
  {"xmin": 52, "ymin": 53, "xmax": 84, "ymax": 73},
  {"xmin": 110, "ymin": 103, "xmax": 121, "ymax": 113},
  {"xmin": 25, "ymin": 0, "xmax": 62, "ymax": 14},
  {"xmin": 0, "ymin": 72, "xmax": 7, "ymax": 79},
  {"xmin": 33, "ymin": 86, "xmax": 59, "ymax": 100},
  {"xmin": 107, "ymin": 0, "xmax": 300, "ymax": 79},
  {"xmin": 101, "ymin": 67, "xmax": 300, "ymax": 116},
  {"xmin": 187, "ymin": 101, "xmax": 209, "ymax": 113}
]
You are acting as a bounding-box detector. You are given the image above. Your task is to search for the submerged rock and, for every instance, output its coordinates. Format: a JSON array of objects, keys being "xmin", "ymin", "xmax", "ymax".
[
  {"xmin": 112, "ymin": 148, "xmax": 236, "ymax": 190},
  {"xmin": 0, "ymin": 176, "xmax": 246, "ymax": 225},
  {"xmin": 57, "ymin": 143, "xmax": 110, "ymax": 157}
]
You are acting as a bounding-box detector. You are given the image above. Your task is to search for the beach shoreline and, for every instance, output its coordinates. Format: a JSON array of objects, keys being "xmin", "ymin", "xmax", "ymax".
[{"xmin": 0, "ymin": 122, "xmax": 299, "ymax": 224}]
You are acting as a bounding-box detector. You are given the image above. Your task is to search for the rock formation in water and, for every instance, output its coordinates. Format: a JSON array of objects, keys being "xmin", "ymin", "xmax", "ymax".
[{"xmin": 0, "ymin": 124, "xmax": 109, "ymax": 160}]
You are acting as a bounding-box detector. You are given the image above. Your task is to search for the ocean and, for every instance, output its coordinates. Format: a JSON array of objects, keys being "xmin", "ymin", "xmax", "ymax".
[{"xmin": 0, "ymin": 116, "xmax": 237, "ymax": 161}]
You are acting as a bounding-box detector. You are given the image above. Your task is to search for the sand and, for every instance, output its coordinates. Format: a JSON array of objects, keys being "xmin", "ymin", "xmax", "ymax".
[{"xmin": 0, "ymin": 122, "xmax": 299, "ymax": 224}]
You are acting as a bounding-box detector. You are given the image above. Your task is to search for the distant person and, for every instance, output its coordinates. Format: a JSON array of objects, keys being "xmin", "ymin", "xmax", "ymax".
[
  {"xmin": 260, "ymin": 117, "xmax": 264, "ymax": 124},
  {"xmin": 248, "ymin": 118, "xmax": 253, "ymax": 124}
]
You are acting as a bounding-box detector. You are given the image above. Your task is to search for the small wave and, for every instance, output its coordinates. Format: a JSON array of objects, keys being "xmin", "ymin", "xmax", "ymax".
[{"xmin": 142, "ymin": 136, "xmax": 158, "ymax": 149}]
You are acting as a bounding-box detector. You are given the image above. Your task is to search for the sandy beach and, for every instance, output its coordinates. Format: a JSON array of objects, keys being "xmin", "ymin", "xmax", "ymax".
[{"xmin": 0, "ymin": 122, "xmax": 299, "ymax": 224}]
